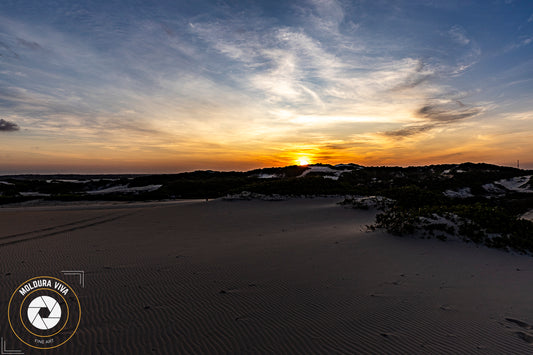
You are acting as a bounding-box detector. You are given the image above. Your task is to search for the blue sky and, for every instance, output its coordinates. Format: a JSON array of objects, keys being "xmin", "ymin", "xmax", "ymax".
[{"xmin": 1, "ymin": 0, "xmax": 532, "ymax": 173}]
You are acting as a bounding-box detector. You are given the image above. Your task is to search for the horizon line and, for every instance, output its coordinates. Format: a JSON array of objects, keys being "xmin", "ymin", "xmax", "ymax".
[{"xmin": 0, "ymin": 161, "xmax": 530, "ymax": 176}]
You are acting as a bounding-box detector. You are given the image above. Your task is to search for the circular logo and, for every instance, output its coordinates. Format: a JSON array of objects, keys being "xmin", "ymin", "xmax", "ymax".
[
  {"xmin": 27, "ymin": 295, "xmax": 62, "ymax": 330},
  {"xmin": 8, "ymin": 276, "xmax": 81, "ymax": 350}
]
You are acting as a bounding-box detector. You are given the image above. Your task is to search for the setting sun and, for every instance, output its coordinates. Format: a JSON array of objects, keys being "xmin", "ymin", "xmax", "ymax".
[{"xmin": 296, "ymin": 158, "xmax": 311, "ymax": 166}]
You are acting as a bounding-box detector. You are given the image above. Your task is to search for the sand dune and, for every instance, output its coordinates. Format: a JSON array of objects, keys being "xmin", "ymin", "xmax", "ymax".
[{"xmin": 1, "ymin": 198, "xmax": 533, "ymax": 353}]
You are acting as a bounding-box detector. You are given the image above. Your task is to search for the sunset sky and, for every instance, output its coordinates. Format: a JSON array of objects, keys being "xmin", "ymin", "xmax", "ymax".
[{"xmin": 1, "ymin": 0, "xmax": 533, "ymax": 173}]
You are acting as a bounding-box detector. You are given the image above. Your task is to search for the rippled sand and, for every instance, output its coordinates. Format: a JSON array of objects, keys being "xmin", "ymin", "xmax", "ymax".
[{"xmin": 1, "ymin": 198, "xmax": 533, "ymax": 354}]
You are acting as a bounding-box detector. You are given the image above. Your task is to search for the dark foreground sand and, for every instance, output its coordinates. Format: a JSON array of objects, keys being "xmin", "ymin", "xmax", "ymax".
[{"xmin": 1, "ymin": 198, "xmax": 533, "ymax": 354}]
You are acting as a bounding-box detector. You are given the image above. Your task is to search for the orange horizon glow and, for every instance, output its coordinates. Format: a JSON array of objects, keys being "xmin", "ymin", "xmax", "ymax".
[
  {"xmin": 1, "ymin": 124, "xmax": 532, "ymax": 174},
  {"xmin": 3, "ymin": 112, "xmax": 530, "ymax": 173},
  {"xmin": 0, "ymin": 140, "xmax": 529, "ymax": 174}
]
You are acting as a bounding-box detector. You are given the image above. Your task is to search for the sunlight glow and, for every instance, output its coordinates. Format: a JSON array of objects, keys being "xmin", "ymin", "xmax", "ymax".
[
  {"xmin": 296, "ymin": 157, "xmax": 311, "ymax": 166},
  {"xmin": 290, "ymin": 115, "xmax": 404, "ymax": 125}
]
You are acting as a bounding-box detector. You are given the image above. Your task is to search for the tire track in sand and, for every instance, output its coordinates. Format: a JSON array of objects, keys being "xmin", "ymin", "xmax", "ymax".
[{"xmin": 0, "ymin": 212, "xmax": 133, "ymax": 247}]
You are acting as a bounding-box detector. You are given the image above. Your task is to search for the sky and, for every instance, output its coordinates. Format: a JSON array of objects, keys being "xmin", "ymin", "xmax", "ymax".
[{"xmin": 1, "ymin": 0, "xmax": 533, "ymax": 173}]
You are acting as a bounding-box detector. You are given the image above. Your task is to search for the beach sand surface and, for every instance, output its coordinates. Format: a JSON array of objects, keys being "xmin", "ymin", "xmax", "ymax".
[{"xmin": 1, "ymin": 197, "xmax": 533, "ymax": 354}]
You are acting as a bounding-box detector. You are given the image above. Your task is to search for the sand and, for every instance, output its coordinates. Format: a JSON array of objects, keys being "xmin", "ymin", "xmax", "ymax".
[{"xmin": 1, "ymin": 197, "xmax": 533, "ymax": 354}]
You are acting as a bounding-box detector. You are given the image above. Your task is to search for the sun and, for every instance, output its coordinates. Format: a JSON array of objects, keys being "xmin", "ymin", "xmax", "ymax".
[{"xmin": 296, "ymin": 157, "xmax": 311, "ymax": 166}]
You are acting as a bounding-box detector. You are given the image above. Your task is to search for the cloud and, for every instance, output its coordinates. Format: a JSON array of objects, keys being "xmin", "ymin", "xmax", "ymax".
[
  {"xmin": 522, "ymin": 38, "xmax": 533, "ymax": 45},
  {"xmin": 382, "ymin": 124, "xmax": 436, "ymax": 138},
  {"xmin": 391, "ymin": 60, "xmax": 433, "ymax": 91},
  {"xmin": 508, "ymin": 36, "xmax": 533, "ymax": 50},
  {"xmin": 0, "ymin": 40, "xmax": 19, "ymax": 59},
  {"xmin": 449, "ymin": 25, "xmax": 470, "ymax": 45},
  {"xmin": 0, "ymin": 86, "xmax": 30, "ymax": 108},
  {"xmin": 190, "ymin": 12, "xmax": 446, "ymax": 122},
  {"xmin": 529, "ymin": 13, "xmax": 533, "ymax": 22},
  {"xmin": 0, "ymin": 119, "xmax": 20, "ymax": 131},
  {"xmin": 442, "ymin": 25, "xmax": 481, "ymax": 76},
  {"xmin": 303, "ymin": 0, "xmax": 345, "ymax": 35},
  {"xmin": 17, "ymin": 37, "xmax": 42, "ymax": 50},
  {"xmin": 382, "ymin": 96, "xmax": 482, "ymax": 138},
  {"xmin": 417, "ymin": 100, "xmax": 482, "ymax": 122}
]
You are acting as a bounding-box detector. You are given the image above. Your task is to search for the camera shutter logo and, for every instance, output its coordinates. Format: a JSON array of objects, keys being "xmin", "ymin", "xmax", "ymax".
[
  {"xmin": 27, "ymin": 295, "xmax": 62, "ymax": 330},
  {"xmin": 7, "ymin": 276, "xmax": 81, "ymax": 350}
]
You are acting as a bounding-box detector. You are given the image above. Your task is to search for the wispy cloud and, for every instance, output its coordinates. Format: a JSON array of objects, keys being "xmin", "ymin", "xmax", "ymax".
[
  {"xmin": 508, "ymin": 36, "xmax": 533, "ymax": 50},
  {"xmin": 390, "ymin": 60, "xmax": 433, "ymax": 91},
  {"xmin": 382, "ymin": 124, "xmax": 436, "ymax": 138},
  {"xmin": 0, "ymin": 40, "xmax": 19, "ymax": 59},
  {"xmin": 189, "ymin": 8, "xmax": 448, "ymax": 128},
  {"xmin": 449, "ymin": 25, "xmax": 470, "ymax": 45},
  {"xmin": 382, "ymin": 92, "xmax": 483, "ymax": 139},
  {"xmin": 417, "ymin": 100, "xmax": 482, "ymax": 122},
  {"xmin": 445, "ymin": 25, "xmax": 481, "ymax": 75}
]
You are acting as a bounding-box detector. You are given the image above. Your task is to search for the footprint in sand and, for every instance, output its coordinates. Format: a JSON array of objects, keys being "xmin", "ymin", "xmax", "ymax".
[
  {"xmin": 504, "ymin": 318, "xmax": 533, "ymax": 344},
  {"xmin": 439, "ymin": 304, "xmax": 457, "ymax": 312}
]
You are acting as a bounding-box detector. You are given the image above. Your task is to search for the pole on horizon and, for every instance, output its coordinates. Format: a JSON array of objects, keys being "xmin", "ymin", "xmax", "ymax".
[{"xmin": 517, "ymin": 160, "xmax": 520, "ymax": 169}]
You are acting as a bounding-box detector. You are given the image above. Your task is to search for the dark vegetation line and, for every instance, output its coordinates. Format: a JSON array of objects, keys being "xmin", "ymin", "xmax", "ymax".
[{"xmin": 1, "ymin": 162, "xmax": 532, "ymax": 253}]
